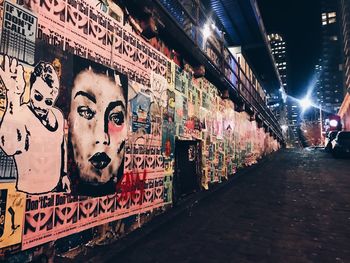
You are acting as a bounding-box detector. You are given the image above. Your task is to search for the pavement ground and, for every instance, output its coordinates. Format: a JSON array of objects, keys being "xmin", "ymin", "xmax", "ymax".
[{"xmin": 81, "ymin": 148, "xmax": 350, "ymax": 263}]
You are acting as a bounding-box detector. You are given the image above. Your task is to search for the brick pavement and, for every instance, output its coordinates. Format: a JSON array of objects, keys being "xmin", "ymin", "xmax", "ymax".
[{"xmin": 88, "ymin": 149, "xmax": 350, "ymax": 263}]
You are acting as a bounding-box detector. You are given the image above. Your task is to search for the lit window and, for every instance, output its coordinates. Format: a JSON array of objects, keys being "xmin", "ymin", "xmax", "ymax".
[
  {"xmin": 328, "ymin": 12, "xmax": 336, "ymax": 18},
  {"xmin": 328, "ymin": 18, "xmax": 336, "ymax": 24}
]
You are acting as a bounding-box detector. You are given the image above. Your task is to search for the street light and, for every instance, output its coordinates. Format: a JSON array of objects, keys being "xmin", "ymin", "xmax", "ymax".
[
  {"xmin": 300, "ymin": 97, "xmax": 312, "ymax": 112},
  {"xmin": 329, "ymin": 119, "xmax": 338, "ymax": 128},
  {"xmin": 299, "ymin": 97, "xmax": 323, "ymax": 145}
]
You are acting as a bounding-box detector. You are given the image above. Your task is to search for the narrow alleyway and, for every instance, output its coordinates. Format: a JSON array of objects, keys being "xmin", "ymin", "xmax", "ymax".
[{"xmin": 95, "ymin": 149, "xmax": 350, "ymax": 263}]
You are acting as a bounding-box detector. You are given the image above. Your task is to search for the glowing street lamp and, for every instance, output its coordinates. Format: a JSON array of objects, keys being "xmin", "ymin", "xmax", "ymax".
[
  {"xmin": 329, "ymin": 119, "xmax": 338, "ymax": 128},
  {"xmin": 299, "ymin": 97, "xmax": 312, "ymax": 112},
  {"xmin": 299, "ymin": 96, "xmax": 324, "ymax": 145}
]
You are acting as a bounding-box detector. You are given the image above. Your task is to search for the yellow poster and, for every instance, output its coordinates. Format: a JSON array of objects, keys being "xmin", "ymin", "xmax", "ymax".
[{"xmin": 0, "ymin": 183, "xmax": 25, "ymax": 249}]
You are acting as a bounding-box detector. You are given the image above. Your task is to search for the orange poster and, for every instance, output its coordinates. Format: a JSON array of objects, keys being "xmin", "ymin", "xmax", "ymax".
[{"xmin": 0, "ymin": 183, "xmax": 25, "ymax": 249}]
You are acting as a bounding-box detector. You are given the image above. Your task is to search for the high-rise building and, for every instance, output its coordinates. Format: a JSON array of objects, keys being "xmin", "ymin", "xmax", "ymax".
[
  {"xmin": 267, "ymin": 33, "xmax": 287, "ymax": 124},
  {"xmin": 268, "ymin": 33, "xmax": 299, "ymax": 146},
  {"xmin": 289, "ymin": 101, "xmax": 301, "ymax": 147},
  {"xmin": 316, "ymin": 0, "xmax": 344, "ymax": 114},
  {"xmin": 338, "ymin": 0, "xmax": 350, "ymax": 130},
  {"xmin": 340, "ymin": 0, "xmax": 350, "ymax": 93},
  {"xmin": 268, "ymin": 34, "xmax": 288, "ymax": 89}
]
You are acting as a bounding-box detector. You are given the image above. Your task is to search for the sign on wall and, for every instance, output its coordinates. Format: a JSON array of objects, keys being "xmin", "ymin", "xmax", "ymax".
[{"xmin": 0, "ymin": 1, "xmax": 37, "ymax": 65}]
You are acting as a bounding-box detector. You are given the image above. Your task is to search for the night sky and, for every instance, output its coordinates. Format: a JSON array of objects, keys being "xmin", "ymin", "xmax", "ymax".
[{"xmin": 257, "ymin": 0, "xmax": 322, "ymax": 98}]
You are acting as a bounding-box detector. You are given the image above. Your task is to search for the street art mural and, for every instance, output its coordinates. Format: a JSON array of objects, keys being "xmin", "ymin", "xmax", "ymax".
[
  {"xmin": 69, "ymin": 57, "xmax": 128, "ymax": 196},
  {"xmin": 0, "ymin": 0, "xmax": 280, "ymax": 261},
  {"xmin": 0, "ymin": 57, "xmax": 69, "ymax": 195}
]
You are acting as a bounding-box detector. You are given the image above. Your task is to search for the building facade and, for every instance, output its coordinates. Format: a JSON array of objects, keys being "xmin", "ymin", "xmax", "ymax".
[
  {"xmin": 268, "ymin": 33, "xmax": 299, "ymax": 146},
  {"xmin": 340, "ymin": 0, "xmax": 350, "ymax": 93},
  {"xmin": 288, "ymin": 101, "xmax": 302, "ymax": 147},
  {"xmin": 338, "ymin": 0, "xmax": 350, "ymax": 130},
  {"xmin": 267, "ymin": 33, "xmax": 287, "ymax": 126},
  {"xmin": 268, "ymin": 34, "xmax": 288, "ymax": 90},
  {"xmin": 316, "ymin": 0, "xmax": 344, "ymax": 114}
]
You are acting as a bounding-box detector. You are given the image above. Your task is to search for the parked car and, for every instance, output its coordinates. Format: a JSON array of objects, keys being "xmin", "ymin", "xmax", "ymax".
[
  {"xmin": 325, "ymin": 131, "xmax": 338, "ymax": 152},
  {"xmin": 331, "ymin": 131, "xmax": 350, "ymax": 158}
]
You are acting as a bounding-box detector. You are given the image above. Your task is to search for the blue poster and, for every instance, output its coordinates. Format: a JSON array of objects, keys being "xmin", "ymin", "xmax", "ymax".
[{"xmin": 131, "ymin": 93, "xmax": 151, "ymax": 134}]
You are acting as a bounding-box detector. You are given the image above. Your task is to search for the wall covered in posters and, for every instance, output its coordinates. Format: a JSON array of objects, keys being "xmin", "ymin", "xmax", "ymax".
[{"xmin": 0, "ymin": 0, "xmax": 280, "ymax": 260}]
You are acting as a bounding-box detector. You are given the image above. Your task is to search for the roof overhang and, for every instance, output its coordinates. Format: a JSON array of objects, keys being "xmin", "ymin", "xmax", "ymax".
[{"xmin": 206, "ymin": 0, "xmax": 283, "ymax": 93}]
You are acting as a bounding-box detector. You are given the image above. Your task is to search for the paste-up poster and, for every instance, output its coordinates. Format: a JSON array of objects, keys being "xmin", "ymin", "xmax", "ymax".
[
  {"xmin": 150, "ymin": 72, "xmax": 167, "ymax": 107},
  {"xmin": 0, "ymin": 51, "xmax": 128, "ymax": 197},
  {"xmin": 67, "ymin": 56, "xmax": 129, "ymax": 197},
  {"xmin": 131, "ymin": 93, "xmax": 151, "ymax": 134},
  {"xmin": 165, "ymin": 89, "xmax": 175, "ymax": 121},
  {"xmin": 162, "ymin": 119, "xmax": 175, "ymax": 158},
  {"xmin": 0, "ymin": 148, "xmax": 17, "ymax": 180},
  {"xmin": 0, "ymin": 1, "xmax": 37, "ymax": 65},
  {"xmin": 22, "ymin": 191, "xmax": 158, "ymax": 250},
  {"xmin": 0, "ymin": 54, "xmax": 69, "ymax": 195},
  {"xmin": 202, "ymin": 91, "xmax": 209, "ymax": 109},
  {"xmin": 0, "ymin": 183, "xmax": 25, "ymax": 249},
  {"xmin": 216, "ymin": 112, "xmax": 224, "ymax": 139},
  {"xmin": 0, "ymin": 81, "xmax": 6, "ymax": 116},
  {"xmin": 174, "ymin": 67, "xmax": 183, "ymax": 93}
]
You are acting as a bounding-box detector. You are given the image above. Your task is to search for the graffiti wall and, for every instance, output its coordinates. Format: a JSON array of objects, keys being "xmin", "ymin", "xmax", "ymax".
[{"xmin": 0, "ymin": 0, "xmax": 279, "ymax": 260}]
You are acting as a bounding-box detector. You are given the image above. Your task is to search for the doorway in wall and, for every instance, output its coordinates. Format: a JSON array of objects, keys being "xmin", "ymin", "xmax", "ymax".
[{"xmin": 173, "ymin": 140, "xmax": 201, "ymax": 203}]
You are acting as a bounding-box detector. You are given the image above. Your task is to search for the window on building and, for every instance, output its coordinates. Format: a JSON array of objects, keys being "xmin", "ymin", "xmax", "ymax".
[
  {"xmin": 328, "ymin": 18, "xmax": 336, "ymax": 24},
  {"xmin": 322, "ymin": 13, "xmax": 327, "ymax": 25},
  {"xmin": 328, "ymin": 12, "xmax": 336, "ymax": 18}
]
